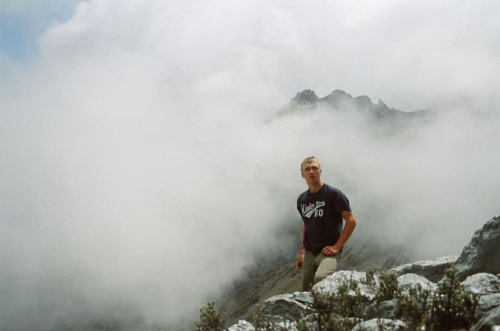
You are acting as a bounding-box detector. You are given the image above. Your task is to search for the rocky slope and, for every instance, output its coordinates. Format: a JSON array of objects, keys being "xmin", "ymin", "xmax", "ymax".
[
  {"xmin": 219, "ymin": 234, "xmax": 414, "ymax": 326},
  {"xmin": 227, "ymin": 216, "xmax": 500, "ymax": 330}
]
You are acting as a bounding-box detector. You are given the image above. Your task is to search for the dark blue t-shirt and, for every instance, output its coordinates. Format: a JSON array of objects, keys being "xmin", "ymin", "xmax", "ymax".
[{"xmin": 297, "ymin": 184, "xmax": 351, "ymax": 254}]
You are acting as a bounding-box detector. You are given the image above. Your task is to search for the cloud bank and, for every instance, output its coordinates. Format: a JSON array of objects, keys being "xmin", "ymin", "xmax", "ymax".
[{"xmin": 1, "ymin": 0, "xmax": 499, "ymax": 329}]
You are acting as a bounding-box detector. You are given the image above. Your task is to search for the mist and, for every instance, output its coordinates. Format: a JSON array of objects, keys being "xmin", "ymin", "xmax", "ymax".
[{"xmin": 1, "ymin": 0, "xmax": 499, "ymax": 329}]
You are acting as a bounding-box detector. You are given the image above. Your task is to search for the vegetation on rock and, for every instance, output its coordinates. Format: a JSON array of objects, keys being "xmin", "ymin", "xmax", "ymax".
[{"xmin": 196, "ymin": 265, "xmax": 480, "ymax": 330}]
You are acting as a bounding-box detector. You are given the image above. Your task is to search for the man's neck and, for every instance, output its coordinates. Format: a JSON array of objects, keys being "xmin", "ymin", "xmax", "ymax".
[{"xmin": 308, "ymin": 181, "xmax": 324, "ymax": 194}]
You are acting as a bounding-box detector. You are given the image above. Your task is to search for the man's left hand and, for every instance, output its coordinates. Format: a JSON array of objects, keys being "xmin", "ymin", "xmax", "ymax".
[{"xmin": 322, "ymin": 245, "xmax": 340, "ymax": 256}]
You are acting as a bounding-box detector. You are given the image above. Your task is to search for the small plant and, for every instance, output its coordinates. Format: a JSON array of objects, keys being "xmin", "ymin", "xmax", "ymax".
[
  {"xmin": 362, "ymin": 267, "xmax": 377, "ymax": 286},
  {"xmin": 397, "ymin": 265, "xmax": 480, "ymax": 330},
  {"xmin": 375, "ymin": 270, "xmax": 401, "ymax": 303},
  {"xmin": 305, "ymin": 275, "xmax": 365, "ymax": 330},
  {"xmin": 250, "ymin": 305, "xmax": 275, "ymax": 331},
  {"xmin": 296, "ymin": 308, "xmax": 353, "ymax": 331},
  {"xmin": 397, "ymin": 283, "xmax": 431, "ymax": 329},
  {"xmin": 335, "ymin": 282, "xmax": 365, "ymax": 319},
  {"xmin": 428, "ymin": 265, "xmax": 479, "ymax": 330},
  {"xmin": 195, "ymin": 302, "xmax": 225, "ymax": 331}
]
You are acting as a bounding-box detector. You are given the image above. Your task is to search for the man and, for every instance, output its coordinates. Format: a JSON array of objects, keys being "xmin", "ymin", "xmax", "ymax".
[{"xmin": 296, "ymin": 156, "xmax": 357, "ymax": 291}]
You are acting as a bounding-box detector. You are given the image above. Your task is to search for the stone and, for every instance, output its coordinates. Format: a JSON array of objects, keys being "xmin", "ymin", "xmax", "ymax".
[
  {"xmin": 292, "ymin": 291, "xmax": 313, "ymax": 305},
  {"xmin": 313, "ymin": 270, "xmax": 378, "ymax": 301},
  {"xmin": 455, "ymin": 216, "xmax": 500, "ymax": 281},
  {"xmin": 389, "ymin": 255, "xmax": 458, "ymax": 282},
  {"xmin": 473, "ymin": 305, "xmax": 500, "ymax": 331},
  {"xmin": 462, "ymin": 273, "xmax": 500, "ymax": 295},
  {"xmin": 227, "ymin": 320, "xmax": 255, "ymax": 331},
  {"xmin": 364, "ymin": 299, "xmax": 399, "ymax": 320},
  {"xmin": 397, "ymin": 273, "xmax": 436, "ymax": 292},
  {"xmin": 476, "ymin": 294, "xmax": 500, "ymax": 321},
  {"xmin": 352, "ymin": 318, "xmax": 405, "ymax": 330},
  {"xmin": 260, "ymin": 294, "xmax": 308, "ymax": 325}
]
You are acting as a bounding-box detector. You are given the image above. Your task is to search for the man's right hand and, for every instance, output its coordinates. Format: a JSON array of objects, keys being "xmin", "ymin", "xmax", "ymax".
[{"xmin": 296, "ymin": 254, "xmax": 304, "ymax": 270}]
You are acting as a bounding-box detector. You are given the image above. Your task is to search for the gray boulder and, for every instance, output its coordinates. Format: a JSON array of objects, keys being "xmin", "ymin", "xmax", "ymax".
[
  {"xmin": 364, "ymin": 299, "xmax": 399, "ymax": 320},
  {"xmin": 476, "ymin": 294, "xmax": 500, "ymax": 321},
  {"xmin": 313, "ymin": 270, "xmax": 378, "ymax": 301},
  {"xmin": 227, "ymin": 320, "xmax": 255, "ymax": 331},
  {"xmin": 258, "ymin": 293, "xmax": 307, "ymax": 325},
  {"xmin": 352, "ymin": 318, "xmax": 405, "ymax": 331},
  {"xmin": 462, "ymin": 273, "xmax": 500, "ymax": 295},
  {"xmin": 389, "ymin": 255, "xmax": 458, "ymax": 282},
  {"xmin": 473, "ymin": 305, "xmax": 500, "ymax": 331},
  {"xmin": 456, "ymin": 216, "xmax": 500, "ymax": 281},
  {"xmin": 397, "ymin": 273, "xmax": 436, "ymax": 292}
]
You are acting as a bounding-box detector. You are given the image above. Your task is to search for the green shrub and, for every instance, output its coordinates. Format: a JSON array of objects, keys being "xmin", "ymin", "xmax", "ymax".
[
  {"xmin": 397, "ymin": 265, "xmax": 479, "ymax": 330},
  {"xmin": 195, "ymin": 302, "xmax": 225, "ymax": 331},
  {"xmin": 198, "ymin": 265, "xmax": 480, "ymax": 330},
  {"xmin": 300, "ymin": 275, "xmax": 364, "ymax": 330},
  {"xmin": 362, "ymin": 267, "xmax": 377, "ymax": 286},
  {"xmin": 397, "ymin": 283, "xmax": 431, "ymax": 329},
  {"xmin": 250, "ymin": 305, "xmax": 275, "ymax": 331},
  {"xmin": 427, "ymin": 265, "xmax": 479, "ymax": 330},
  {"xmin": 375, "ymin": 270, "xmax": 401, "ymax": 303}
]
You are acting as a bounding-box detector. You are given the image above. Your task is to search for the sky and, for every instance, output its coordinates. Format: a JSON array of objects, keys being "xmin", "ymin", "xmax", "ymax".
[
  {"xmin": 1, "ymin": 0, "xmax": 500, "ymax": 329},
  {"xmin": 0, "ymin": 0, "xmax": 80, "ymax": 61}
]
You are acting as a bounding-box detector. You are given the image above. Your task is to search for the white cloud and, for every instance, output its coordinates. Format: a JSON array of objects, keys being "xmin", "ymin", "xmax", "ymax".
[{"xmin": 1, "ymin": 0, "xmax": 499, "ymax": 328}]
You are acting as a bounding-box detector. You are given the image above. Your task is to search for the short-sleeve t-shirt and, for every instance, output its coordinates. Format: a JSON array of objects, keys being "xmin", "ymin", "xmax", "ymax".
[{"xmin": 297, "ymin": 184, "xmax": 351, "ymax": 254}]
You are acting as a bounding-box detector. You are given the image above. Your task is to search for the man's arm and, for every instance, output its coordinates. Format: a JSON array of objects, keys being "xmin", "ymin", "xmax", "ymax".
[
  {"xmin": 296, "ymin": 224, "xmax": 306, "ymax": 270},
  {"xmin": 322, "ymin": 211, "xmax": 357, "ymax": 256}
]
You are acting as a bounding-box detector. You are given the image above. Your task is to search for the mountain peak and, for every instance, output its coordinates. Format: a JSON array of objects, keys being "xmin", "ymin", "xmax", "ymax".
[
  {"xmin": 274, "ymin": 89, "xmax": 435, "ymax": 132},
  {"xmin": 292, "ymin": 89, "xmax": 320, "ymax": 104},
  {"xmin": 377, "ymin": 98, "xmax": 387, "ymax": 107}
]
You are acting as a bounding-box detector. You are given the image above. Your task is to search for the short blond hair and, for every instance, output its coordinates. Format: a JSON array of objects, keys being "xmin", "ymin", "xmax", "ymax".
[{"xmin": 301, "ymin": 156, "xmax": 321, "ymax": 171}]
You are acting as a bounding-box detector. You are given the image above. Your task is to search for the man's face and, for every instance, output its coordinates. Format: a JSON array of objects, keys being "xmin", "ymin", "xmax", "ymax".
[{"xmin": 301, "ymin": 161, "xmax": 322, "ymax": 184}]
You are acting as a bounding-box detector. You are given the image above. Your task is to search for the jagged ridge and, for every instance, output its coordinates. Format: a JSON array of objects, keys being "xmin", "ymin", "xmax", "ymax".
[{"xmin": 276, "ymin": 89, "xmax": 433, "ymax": 124}]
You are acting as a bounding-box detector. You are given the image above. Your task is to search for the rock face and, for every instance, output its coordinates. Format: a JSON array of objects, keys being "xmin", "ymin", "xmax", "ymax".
[
  {"xmin": 290, "ymin": 89, "xmax": 320, "ymax": 105},
  {"xmin": 227, "ymin": 216, "xmax": 500, "ymax": 330},
  {"xmin": 390, "ymin": 255, "xmax": 458, "ymax": 282},
  {"xmin": 455, "ymin": 216, "xmax": 500, "ymax": 281},
  {"xmin": 272, "ymin": 89, "xmax": 435, "ymax": 138},
  {"xmin": 276, "ymin": 89, "xmax": 431, "ymax": 120}
]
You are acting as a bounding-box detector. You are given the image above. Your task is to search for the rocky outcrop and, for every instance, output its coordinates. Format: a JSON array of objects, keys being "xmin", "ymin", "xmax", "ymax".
[
  {"xmin": 291, "ymin": 89, "xmax": 320, "ymax": 105},
  {"xmin": 227, "ymin": 216, "xmax": 500, "ymax": 330},
  {"xmin": 277, "ymin": 89, "xmax": 428, "ymax": 116},
  {"xmin": 389, "ymin": 255, "xmax": 458, "ymax": 282},
  {"xmin": 277, "ymin": 89, "xmax": 384, "ymax": 116},
  {"xmin": 274, "ymin": 89, "xmax": 435, "ymax": 136},
  {"xmin": 474, "ymin": 305, "xmax": 500, "ymax": 331},
  {"xmin": 455, "ymin": 216, "xmax": 500, "ymax": 281}
]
